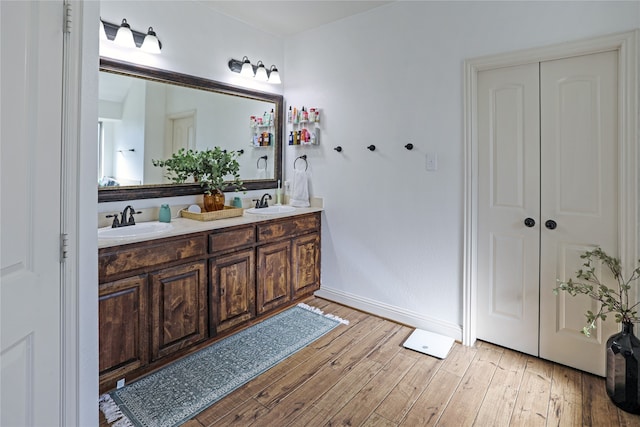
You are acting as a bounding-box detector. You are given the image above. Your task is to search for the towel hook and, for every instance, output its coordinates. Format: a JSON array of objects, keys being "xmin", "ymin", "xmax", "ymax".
[
  {"xmin": 237, "ymin": 149, "xmax": 244, "ymax": 155},
  {"xmin": 294, "ymin": 154, "xmax": 308, "ymax": 171},
  {"xmin": 257, "ymin": 155, "xmax": 268, "ymax": 169}
]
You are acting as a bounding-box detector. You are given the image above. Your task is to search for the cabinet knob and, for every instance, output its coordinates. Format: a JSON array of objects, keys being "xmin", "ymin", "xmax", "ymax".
[
  {"xmin": 405, "ymin": 143, "xmax": 414, "ymax": 150},
  {"xmin": 524, "ymin": 218, "xmax": 535, "ymax": 228},
  {"xmin": 367, "ymin": 145, "xmax": 376, "ymax": 151},
  {"xmin": 545, "ymin": 220, "xmax": 557, "ymax": 230},
  {"xmin": 334, "ymin": 146, "xmax": 343, "ymax": 152}
]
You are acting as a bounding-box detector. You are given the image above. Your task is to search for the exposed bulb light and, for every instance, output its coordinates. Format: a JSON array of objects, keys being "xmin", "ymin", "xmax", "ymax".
[
  {"xmin": 114, "ymin": 18, "xmax": 136, "ymax": 48},
  {"xmin": 240, "ymin": 56, "xmax": 254, "ymax": 78},
  {"xmin": 255, "ymin": 61, "xmax": 268, "ymax": 82},
  {"xmin": 268, "ymin": 65, "xmax": 281, "ymax": 84},
  {"xmin": 99, "ymin": 19, "xmax": 108, "ymax": 41},
  {"xmin": 140, "ymin": 27, "xmax": 161, "ymax": 54}
]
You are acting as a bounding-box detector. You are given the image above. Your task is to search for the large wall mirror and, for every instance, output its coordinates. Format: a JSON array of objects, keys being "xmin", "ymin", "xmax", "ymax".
[{"xmin": 98, "ymin": 57, "xmax": 283, "ymax": 202}]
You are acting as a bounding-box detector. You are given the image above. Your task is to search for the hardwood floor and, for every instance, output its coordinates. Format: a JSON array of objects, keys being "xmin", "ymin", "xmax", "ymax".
[{"xmin": 100, "ymin": 297, "xmax": 640, "ymax": 426}]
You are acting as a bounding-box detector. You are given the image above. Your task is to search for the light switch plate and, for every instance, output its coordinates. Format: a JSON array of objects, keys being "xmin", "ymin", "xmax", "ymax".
[{"xmin": 426, "ymin": 153, "xmax": 438, "ymax": 171}]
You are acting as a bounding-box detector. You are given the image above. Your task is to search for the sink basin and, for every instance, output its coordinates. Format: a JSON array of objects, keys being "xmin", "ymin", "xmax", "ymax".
[
  {"xmin": 98, "ymin": 221, "xmax": 173, "ymax": 240},
  {"xmin": 245, "ymin": 205, "xmax": 296, "ymax": 215}
]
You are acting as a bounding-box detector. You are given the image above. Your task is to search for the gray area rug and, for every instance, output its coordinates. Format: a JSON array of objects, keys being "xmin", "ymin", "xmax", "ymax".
[{"xmin": 99, "ymin": 303, "xmax": 347, "ymax": 427}]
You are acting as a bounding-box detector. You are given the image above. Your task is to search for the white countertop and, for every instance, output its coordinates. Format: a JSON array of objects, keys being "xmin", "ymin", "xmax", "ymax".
[{"xmin": 98, "ymin": 207, "xmax": 323, "ymax": 249}]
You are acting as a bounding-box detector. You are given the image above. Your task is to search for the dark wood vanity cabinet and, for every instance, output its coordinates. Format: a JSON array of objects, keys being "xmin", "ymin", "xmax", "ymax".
[
  {"xmin": 98, "ymin": 275, "xmax": 148, "ymax": 385},
  {"xmin": 209, "ymin": 249, "xmax": 256, "ymax": 333},
  {"xmin": 257, "ymin": 241, "xmax": 291, "ymax": 314},
  {"xmin": 149, "ymin": 261, "xmax": 207, "ymax": 361},
  {"xmin": 292, "ymin": 233, "xmax": 321, "ymax": 299},
  {"xmin": 98, "ymin": 212, "xmax": 321, "ymax": 393}
]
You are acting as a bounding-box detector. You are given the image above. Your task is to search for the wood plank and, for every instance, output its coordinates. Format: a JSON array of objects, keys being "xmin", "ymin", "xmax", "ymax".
[
  {"xmin": 204, "ymin": 398, "xmax": 269, "ymax": 427},
  {"xmin": 509, "ymin": 357, "xmax": 554, "ymax": 426},
  {"xmin": 547, "ymin": 364, "xmax": 583, "ymax": 426},
  {"xmin": 362, "ymin": 412, "xmax": 398, "ymax": 427},
  {"xmin": 474, "ymin": 347, "xmax": 527, "ymax": 425},
  {"xmin": 326, "ymin": 352, "xmax": 416, "ymax": 426},
  {"xmin": 437, "ymin": 344, "xmax": 502, "ymax": 426},
  {"xmin": 582, "ymin": 372, "xmax": 620, "ymax": 426},
  {"xmin": 399, "ymin": 369, "xmax": 462, "ymax": 426},
  {"xmin": 373, "ymin": 351, "xmax": 440, "ymax": 423}
]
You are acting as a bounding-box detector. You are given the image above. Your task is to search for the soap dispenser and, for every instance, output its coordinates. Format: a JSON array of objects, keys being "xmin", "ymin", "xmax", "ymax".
[{"xmin": 159, "ymin": 204, "xmax": 171, "ymax": 223}]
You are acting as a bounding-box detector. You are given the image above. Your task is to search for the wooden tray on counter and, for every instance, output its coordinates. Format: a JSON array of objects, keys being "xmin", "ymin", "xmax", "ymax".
[{"xmin": 180, "ymin": 205, "xmax": 244, "ymax": 221}]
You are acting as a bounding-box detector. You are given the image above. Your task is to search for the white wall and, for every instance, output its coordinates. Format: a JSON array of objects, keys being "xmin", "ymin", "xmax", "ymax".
[{"xmin": 283, "ymin": 1, "xmax": 640, "ymax": 338}]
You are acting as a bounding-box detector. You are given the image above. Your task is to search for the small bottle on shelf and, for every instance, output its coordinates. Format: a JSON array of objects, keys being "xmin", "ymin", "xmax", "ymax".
[
  {"xmin": 287, "ymin": 106, "xmax": 292, "ymax": 123},
  {"xmin": 288, "ymin": 131, "xmax": 294, "ymax": 145}
]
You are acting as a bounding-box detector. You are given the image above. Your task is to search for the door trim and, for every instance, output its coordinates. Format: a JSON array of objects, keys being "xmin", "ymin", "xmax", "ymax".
[{"xmin": 462, "ymin": 30, "xmax": 638, "ymax": 347}]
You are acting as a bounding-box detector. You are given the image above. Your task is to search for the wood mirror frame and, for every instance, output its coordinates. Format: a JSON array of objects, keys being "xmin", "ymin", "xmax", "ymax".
[{"xmin": 98, "ymin": 57, "xmax": 283, "ymax": 203}]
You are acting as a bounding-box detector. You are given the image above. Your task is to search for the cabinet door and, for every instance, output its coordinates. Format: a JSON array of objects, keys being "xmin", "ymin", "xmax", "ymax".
[
  {"xmin": 99, "ymin": 275, "xmax": 148, "ymax": 387},
  {"xmin": 257, "ymin": 241, "xmax": 291, "ymax": 314},
  {"xmin": 292, "ymin": 233, "xmax": 320, "ymax": 298},
  {"xmin": 210, "ymin": 249, "xmax": 256, "ymax": 333},
  {"xmin": 150, "ymin": 261, "xmax": 207, "ymax": 361}
]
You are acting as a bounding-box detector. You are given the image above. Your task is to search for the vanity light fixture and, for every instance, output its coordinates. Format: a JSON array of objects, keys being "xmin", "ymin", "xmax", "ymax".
[
  {"xmin": 254, "ymin": 61, "xmax": 269, "ymax": 82},
  {"xmin": 268, "ymin": 65, "xmax": 281, "ymax": 84},
  {"xmin": 113, "ymin": 19, "xmax": 136, "ymax": 48},
  {"xmin": 100, "ymin": 18, "xmax": 162, "ymax": 53},
  {"xmin": 140, "ymin": 27, "xmax": 161, "ymax": 54},
  {"xmin": 240, "ymin": 56, "xmax": 254, "ymax": 77},
  {"xmin": 99, "ymin": 19, "xmax": 108, "ymax": 41},
  {"xmin": 228, "ymin": 57, "xmax": 281, "ymax": 84}
]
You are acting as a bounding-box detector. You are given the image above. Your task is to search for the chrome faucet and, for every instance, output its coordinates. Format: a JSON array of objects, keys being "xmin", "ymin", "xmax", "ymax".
[
  {"xmin": 106, "ymin": 205, "xmax": 141, "ymax": 228},
  {"xmin": 253, "ymin": 193, "xmax": 272, "ymax": 209}
]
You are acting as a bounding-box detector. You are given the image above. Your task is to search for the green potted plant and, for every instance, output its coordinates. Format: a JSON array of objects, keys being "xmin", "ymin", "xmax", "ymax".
[
  {"xmin": 554, "ymin": 248, "xmax": 640, "ymax": 413},
  {"xmin": 152, "ymin": 147, "xmax": 244, "ymax": 212}
]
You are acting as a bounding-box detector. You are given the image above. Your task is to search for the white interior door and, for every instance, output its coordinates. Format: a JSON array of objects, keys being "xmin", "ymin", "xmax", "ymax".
[
  {"xmin": 476, "ymin": 63, "xmax": 541, "ymax": 356},
  {"xmin": 538, "ymin": 51, "xmax": 619, "ymax": 376},
  {"xmin": 476, "ymin": 50, "xmax": 619, "ymax": 376},
  {"xmin": 1, "ymin": 1, "xmax": 64, "ymax": 425},
  {"xmin": 170, "ymin": 114, "xmax": 196, "ymax": 152}
]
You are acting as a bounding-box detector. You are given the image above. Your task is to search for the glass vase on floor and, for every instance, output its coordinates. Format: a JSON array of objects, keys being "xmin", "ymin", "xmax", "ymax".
[{"xmin": 606, "ymin": 321, "xmax": 640, "ymax": 414}]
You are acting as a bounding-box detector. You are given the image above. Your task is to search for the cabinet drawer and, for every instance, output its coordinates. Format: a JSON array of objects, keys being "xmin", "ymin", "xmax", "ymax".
[
  {"xmin": 99, "ymin": 236, "xmax": 207, "ymax": 282},
  {"xmin": 209, "ymin": 226, "xmax": 255, "ymax": 254},
  {"xmin": 257, "ymin": 213, "xmax": 319, "ymax": 243}
]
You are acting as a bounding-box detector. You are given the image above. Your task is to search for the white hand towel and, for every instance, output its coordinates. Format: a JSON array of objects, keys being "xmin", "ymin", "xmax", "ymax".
[
  {"xmin": 290, "ymin": 169, "xmax": 310, "ymax": 207},
  {"xmin": 256, "ymin": 166, "xmax": 267, "ymax": 179}
]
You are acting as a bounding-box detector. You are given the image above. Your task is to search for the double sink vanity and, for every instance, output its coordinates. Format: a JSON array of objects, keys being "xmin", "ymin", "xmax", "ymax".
[
  {"xmin": 98, "ymin": 207, "xmax": 322, "ymax": 393},
  {"xmin": 96, "ymin": 57, "xmax": 316, "ymax": 393}
]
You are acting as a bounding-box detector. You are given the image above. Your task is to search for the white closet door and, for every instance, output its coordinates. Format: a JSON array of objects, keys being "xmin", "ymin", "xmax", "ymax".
[
  {"xmin": 539, "ymin": 50, "xmax": 619, "ymax": 376},
  {"xmin": 476, "ymin": 63, "xmax": 541, "ymax": 356},
  {"xmin": 0, "ymin": 1, "xmax": 64, "ymax": 424}
]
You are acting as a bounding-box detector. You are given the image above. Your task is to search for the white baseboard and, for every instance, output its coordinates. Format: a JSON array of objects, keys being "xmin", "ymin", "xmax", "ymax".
[{"xmin": 314, "ymin": 287, "xmax": 462, "ymax": 342}]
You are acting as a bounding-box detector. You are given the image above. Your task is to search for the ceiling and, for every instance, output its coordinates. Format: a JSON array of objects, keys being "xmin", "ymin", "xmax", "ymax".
[{"xmin": 197, "ymin": 1, "xmax": 393, "ymax": 37}]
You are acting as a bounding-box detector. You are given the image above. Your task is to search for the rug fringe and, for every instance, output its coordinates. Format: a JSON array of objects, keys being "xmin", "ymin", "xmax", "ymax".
[
  {"xmin": 99, "ymin": 394, "xmax": 134, "ymax": 427},
  {"xmin": 297, "ymin": 302, "xmax": 350, "ymax": 325}
]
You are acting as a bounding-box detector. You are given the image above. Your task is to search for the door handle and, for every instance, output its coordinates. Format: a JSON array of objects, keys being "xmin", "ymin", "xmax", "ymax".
[
  {"xmin": 524, "ymin": 218, "xmax": 536, "ymax": 228},
  {"xmin": 545, "ymin": 220, "xmax": 557, "ymax": 230}
]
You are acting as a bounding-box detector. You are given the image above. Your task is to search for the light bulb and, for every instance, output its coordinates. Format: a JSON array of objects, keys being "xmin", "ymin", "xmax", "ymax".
[
  {"xmin": 114, "ymin": 19, "xmax": 136, "ymax": 48},
  {"xmin": 141, "ymin": 27, "xmax": 161, "ymax": 54},
  {"xmin": 255, "ymin": 61, "xmax": 268, "ymax": 82},
  {"xmin": 268, "ymin": 65, "xmax": 281, "ymax": 84},
  {"xmin": 240, "ymin": 57, "xmax": 254, "ymax": 78}
]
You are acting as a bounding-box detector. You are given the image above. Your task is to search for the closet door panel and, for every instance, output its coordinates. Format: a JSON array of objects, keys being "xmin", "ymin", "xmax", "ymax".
[
  {"xmin": 539, "ymin": 50, "xmax": 619, "ymax": 376},
  {"xmin": 476, "ymin": 63, "xmax": 541, "ymax": 356}
]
